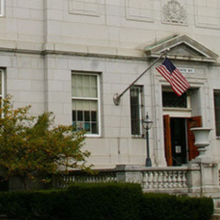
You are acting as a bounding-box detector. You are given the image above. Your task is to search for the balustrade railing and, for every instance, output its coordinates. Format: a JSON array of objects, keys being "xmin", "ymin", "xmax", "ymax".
[
  {"xmin": 54, "ymin": 167, "xmax": 190, "ymax": 194},
  {"xmin": 141, "ymin": 168, "xmax": 188, "ymax": 192},
  {"xmin": 52, "ymin": 163, "xmax": 220, "ymax": 198},
  {"xmin": 54, "ymin": 171, "xmax": 117, "ymax": 188}
]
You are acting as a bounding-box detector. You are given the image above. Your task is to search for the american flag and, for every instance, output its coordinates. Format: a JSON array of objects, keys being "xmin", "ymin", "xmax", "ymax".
[{"xmin": 156, "ymin": 57, "xmax": 190, "ymax": 96}]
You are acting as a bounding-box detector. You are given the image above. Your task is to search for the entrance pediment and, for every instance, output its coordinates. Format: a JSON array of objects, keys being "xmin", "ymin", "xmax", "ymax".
[{"xmin": 145, "ymin": 35, "xmax": 218, "ymax": 63}]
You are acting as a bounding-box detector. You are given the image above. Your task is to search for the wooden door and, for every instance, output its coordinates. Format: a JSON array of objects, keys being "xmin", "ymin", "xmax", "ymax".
[
  {"xmin": 187, "ymin": 116, "xmax": 202, "ymax": 161},
  {"xmin": 163, "ymin": 115, "xmax": 172, "ymax": 166}
]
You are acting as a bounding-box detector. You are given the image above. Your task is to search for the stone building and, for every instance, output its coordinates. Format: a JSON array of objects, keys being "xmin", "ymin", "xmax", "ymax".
[{"xmin": 1, "ymin": 0, "xmax": 220, "ymax": 190}]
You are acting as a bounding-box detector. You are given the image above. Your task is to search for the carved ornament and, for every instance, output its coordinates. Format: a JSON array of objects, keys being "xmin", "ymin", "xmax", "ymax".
[{"xmin": 163, "ymin": 0, "xmax": 186, "ymax": 24}]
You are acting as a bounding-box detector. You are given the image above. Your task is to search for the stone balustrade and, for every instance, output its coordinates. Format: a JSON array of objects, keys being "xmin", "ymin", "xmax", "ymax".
[
  {"xmin": 55, "ymin": 162, "xmax": 220, "ymax": 198},
  {"xmin": 142, "ymin": 168, "xmax": 188, "ymax": 192},
  {"xmin": 55, "ymin": 166, "xmax": 191, "ymax": 195}
]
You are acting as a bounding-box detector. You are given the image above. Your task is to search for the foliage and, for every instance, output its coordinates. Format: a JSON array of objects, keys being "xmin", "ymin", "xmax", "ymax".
[
  {"xmin": 140, "ymin": 193, "xmax": 214, "ymax": 220},
  {"xmin": 0, "ymin": 96, "xmax": 91, "ymax": 190},
  {"xmin": 0, "ymin": 183, "xmax": 214, "ymax": 220},
  {"xmin": 0, "ymin": 183, "xmax": 142, "ymax": 220}
]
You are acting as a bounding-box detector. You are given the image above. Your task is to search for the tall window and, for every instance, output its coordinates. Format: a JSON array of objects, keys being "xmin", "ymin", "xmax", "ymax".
[
  {"xmin": 0, "ymin": 69, "xmax": 4, "ymax": 101},
  {"xmin": 214, "ymin": 90, "xmax": 220, "ymax": 137},
  {"xmin": 130, "ymin": 86, "xmax": 143, "ymax": 136},
  {"xmin": 71, "ymin": 72, "xmax": 100, "ymax": 136}
]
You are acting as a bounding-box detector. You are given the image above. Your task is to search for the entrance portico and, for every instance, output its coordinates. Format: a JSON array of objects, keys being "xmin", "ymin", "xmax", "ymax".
[{"xmin": 145, "ymin": 35, "xmax": 218, "ymax": 167}]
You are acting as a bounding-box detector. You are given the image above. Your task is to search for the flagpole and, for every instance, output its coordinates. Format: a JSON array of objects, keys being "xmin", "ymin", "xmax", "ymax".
[{"xmin": 113, "ymin": 50, "xmax": 168, "ymax": 106}]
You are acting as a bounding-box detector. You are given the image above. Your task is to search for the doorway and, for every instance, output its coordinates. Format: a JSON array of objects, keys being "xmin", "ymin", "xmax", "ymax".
[
  {"xmin": 170, "ymin": 118, "xmax": 187, "ymax": 166},
  {"xmin": 163, "ymin": 115, "xmax": 202, "ymax": 166}
]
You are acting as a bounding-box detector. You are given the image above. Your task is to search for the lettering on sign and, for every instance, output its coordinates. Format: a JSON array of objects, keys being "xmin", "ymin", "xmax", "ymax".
[{"xmin": 178, "ymin": 68, "xmax": 195, "ymax": 74}]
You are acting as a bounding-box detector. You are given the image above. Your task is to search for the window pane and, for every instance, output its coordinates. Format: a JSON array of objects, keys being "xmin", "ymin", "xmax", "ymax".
[
  {"xmin": 71, "ymin": 75, "xmax": 77, "ymax": 96},
  {"xmin": 91, "ymin": 111, "xmax": 97, "ymax": 121},
  {"xmin": 72, "ymin": 74, "xmax": 98, "ymax": 98},
  {"xmin": 163, "ymin": 91, "xmax": 187, "ymax": 108},
  {"xmin": 77, "ymin": 111, "xmax": 83, "ymax": 121},
  {"xmin": 90, "ymin": 76, "xmax": 97, "ymax": 97},
  {"xmin": 214, "ymin": 91, "xmax": 220, "ymax": 136},
  {"xmin": 92, "ymin": 122, "xmax": 98, "ymax": 134},
  {"xmin": 84, "ymin": 111, "xmax": 90, "ymax": 121}
]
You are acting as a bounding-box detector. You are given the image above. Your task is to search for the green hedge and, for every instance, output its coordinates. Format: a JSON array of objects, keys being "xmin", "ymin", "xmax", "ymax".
[
  {"xmin": 141, "ymin": 193, "xmax": 214, "ymax": 220},
  {"xmin": 0, "ymin": 183, "xmax": 214, "ymax": 220},
  {"xmin": 0, "ymin": 183, "xmax": 142, "ymax": 220}
]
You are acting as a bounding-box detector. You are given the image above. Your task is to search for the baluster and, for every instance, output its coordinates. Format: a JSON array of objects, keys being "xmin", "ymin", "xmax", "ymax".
[
  {"xmin": 163, "ymin": 171, "xmax": 168, "ymax": 188},
  {"xmin": 142, "ymin": 172, "xmax": 148, "ymax": 189},
  {"xmin": 172, "ymin": 171, "xmax": 177, "ymax": 188},
  {"xmin": 177, "ymin": 171, "xmax": 182, "ymax": 188},
  {"xmin": 153, "ymin": 171, "xmax": 158, "ymax": 189},
  {"xmin": 167, "ymin": 171, "xmax": 172, "ymax": 188},
  {"xmin": 182, "ymin": 171, "xmax": 187, "ymax": 187},
  {"xmin": 91, "ymin": 176, "xmax": 94, "ymax": 183},
  {"xmin": 157, "ymin": 171, "xmax": 162, "ymax": 188},
  {"xmin": 148, "ymin": 172, "xmax": 153, "ymax": 189},
  {"xmin": 160, "ymin": 171, "xmax": 165, "ymax": 188}
]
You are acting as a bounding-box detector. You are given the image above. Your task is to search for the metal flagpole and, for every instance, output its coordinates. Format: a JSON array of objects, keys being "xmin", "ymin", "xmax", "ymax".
[{"xmin": 113, "ymin": 50, "xmax": 169, "ymax": 106}]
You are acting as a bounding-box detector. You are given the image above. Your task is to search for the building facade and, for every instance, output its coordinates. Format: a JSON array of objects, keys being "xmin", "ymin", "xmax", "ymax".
[{"xmin": 0, "ymin": 0, "xmax": 220, "ymax": 170}]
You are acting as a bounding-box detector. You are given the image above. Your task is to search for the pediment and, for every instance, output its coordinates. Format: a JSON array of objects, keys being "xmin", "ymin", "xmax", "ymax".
[{"xmin": 145, "ymin": 35, "xmax": 218, "ymax": 63}]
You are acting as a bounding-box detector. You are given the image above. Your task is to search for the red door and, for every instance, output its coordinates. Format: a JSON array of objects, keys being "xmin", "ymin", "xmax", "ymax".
[
  {"xmin": 187, "ymin": 116, "xmax": 202, "ymax": 161},
  {"xmin": 163, "ymin": 115, "xmax": 172, "ymax": 166}
]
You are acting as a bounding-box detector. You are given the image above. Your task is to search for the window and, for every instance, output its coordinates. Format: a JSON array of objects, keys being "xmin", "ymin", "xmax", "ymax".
[
  {"xmin": 130, "ymin": 86, "xmax": 143, "ymax": 136},
  {"xmin": 214, "ymin": 90, "xmax": 220, "ymax": 137},
  {"xmin": 0, "ymin": 0, "xmax": 4, "ymax": 17},
  {"xmin": 163, "ymin": 91, "xmax": 187, "ymax": 108},
  {"xmin": 0, "ymin": 69, "xmax": 4, "ymax": 101},
  {"xmin": 71, "ymin": 72, "xmax": 100, "ymax": 136}
]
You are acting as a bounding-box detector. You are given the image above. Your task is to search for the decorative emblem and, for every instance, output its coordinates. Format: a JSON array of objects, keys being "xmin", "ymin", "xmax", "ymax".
[{"xmin": 163, "ymin": 0, "xmax": 186, "ymax": 24}]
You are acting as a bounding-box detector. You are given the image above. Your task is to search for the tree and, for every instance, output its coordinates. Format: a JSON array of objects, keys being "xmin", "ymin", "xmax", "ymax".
[{"xmin": 0, "ymin": 96, "xmax": 91, "ymax": 190}]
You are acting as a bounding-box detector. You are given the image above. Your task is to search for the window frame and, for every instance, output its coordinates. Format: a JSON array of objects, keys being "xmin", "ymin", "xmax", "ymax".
[
  {"xmin": 214, "ymin": 90, "xmax": 220, "ymax": 137},
  {"xmin": 162, "ymin": 87, "xmax": 191, "ymax": 109},
  {"xmin": 0, "ymin": 0, "xmax": 4, "ymax": 17},
  {"xmin": 0, "ymin": 69, "xmax": 5, "ymax": 98},
  {"xmin": 130, "ymin": 85, "xmax": 144, "ymax": 137},
  {"xmin": 71, "ymin": 72, "xmax": 101, "ymax": 137},
  {"xmin": 162, "ymin": 87, "xmax": 191, "ymax": 118}
]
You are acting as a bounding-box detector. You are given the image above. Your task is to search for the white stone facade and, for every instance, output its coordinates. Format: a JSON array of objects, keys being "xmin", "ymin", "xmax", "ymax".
[{"xmin": 0, "ymin": 0, "xmax": 220, "ymax": 169}]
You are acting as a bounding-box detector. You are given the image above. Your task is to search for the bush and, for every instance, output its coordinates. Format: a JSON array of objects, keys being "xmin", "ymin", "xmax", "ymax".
[
  {"xmin": 140, "ymin": 193, "xmax": 214, "ymax": 220},
  {"xmin": 0, "ymin": 184, "xmax": 214, "ymax": 220},
  {"xmin": 66, "ymin": 182, "xmax": 142, "ymax": 220},
  {"xmin": 0, "ymin": 183, "xmax": 142, "ymax": 220}
]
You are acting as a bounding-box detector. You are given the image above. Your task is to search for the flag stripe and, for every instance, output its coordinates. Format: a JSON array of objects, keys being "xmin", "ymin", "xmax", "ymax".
[{"xmin": 156, "ymin": 58, "xmax": 190, "ymax": 96}]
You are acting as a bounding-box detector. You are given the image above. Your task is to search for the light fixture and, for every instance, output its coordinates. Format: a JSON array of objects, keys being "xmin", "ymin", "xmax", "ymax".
[{"xmin": 142, "ymin": 113, "xmax": 153, "ymax": 166}]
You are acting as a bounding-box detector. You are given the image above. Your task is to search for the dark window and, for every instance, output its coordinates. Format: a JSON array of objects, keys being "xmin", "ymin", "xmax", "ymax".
[
  {"xmin": 130, "ymin": 86, "xmax": 143, "ymax": 135},
  {"xmin": 214, "ymin": 90, "xmax": 220, "ymax": 136},
  {"xmin": 163, "ymin": 91, "xmax": 187, "ymax": 108}
]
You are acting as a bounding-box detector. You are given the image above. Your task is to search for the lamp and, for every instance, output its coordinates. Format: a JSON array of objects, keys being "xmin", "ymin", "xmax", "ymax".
[{"xmin": 142, "ymin": 113, "xmax": 153, "ymax": 167}]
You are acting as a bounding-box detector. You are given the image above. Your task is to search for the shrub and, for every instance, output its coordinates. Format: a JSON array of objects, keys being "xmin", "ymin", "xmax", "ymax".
[
  {"xmin": 140, "ymin": 193, "xmax": 214, "ymax": 220},
  {"xmin": 0, "ymin": 184, "xmax": 214, "ymax": 220},
  {"xmin": 66, "ymin": 182, "xmax": 142, "ymax": 220},
  {"xmin": 0, "ymin": 183, "xmax": 142, "ymax": 220}
]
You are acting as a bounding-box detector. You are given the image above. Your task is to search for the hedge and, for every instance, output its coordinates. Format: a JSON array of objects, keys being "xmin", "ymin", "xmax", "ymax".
[
  {"xmin": 0, "ymin": 183, "xmax": 214, "ymax": 220},
  {"xmin": 140, "ymin": 193, "xmax": 214, "ymax": 220}
]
